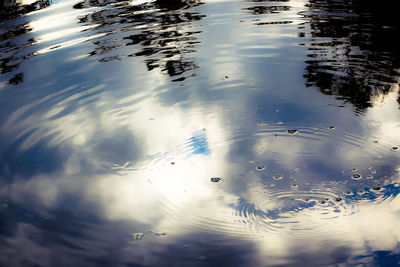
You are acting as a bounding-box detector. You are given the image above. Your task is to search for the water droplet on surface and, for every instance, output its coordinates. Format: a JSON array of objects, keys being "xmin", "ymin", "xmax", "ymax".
[
  {"xmin": 351, "ymin": 174, "xmax": 362, "ymax": 180},
  {"xmin": 273, "ymin": 174, "xmax": 283, "ymax": 180},
  {"xmin": 287, "ymin": 129, "xmax": 298, "ymax": 134},
  {"xmin": 328, "ymin": 126, "xmax": 335, "ymax": 130},
  {"xmin": 131, "ymin": 233, "xmax": 144, "ymax": 240},
  {"xmin": 211, "ymin": 177, "xmax": 222, "ymax": 182},
  {"xmin": 256, "ymin": 165, "xmax": 266, "ymax": 171},
  {"xmin": 391, "ymin": 146, "xmax": 399, "ymax": 151}
]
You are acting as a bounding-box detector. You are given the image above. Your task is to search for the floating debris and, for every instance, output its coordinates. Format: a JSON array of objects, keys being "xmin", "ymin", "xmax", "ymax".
[
  {"xmin": 351, "ymin": 174, "xmax": 362, "ymax": 180},
  {"xmin": 287, "ymin": 129, "xmax": 298, "ymax": 134},
  {"xmin": 149, "ymin": 231, "xmax": 167, "ymax": 236},
  {"xmin": 256, "ymin": 165, "xmax": 266, "ymax": 171},
  {"xmin": 131, "ymin": 232, "xmax": 144, "ymax": 240},
  {"xmin": 211, "ymin": 177, "xmax": 222, "ymax": 182}
]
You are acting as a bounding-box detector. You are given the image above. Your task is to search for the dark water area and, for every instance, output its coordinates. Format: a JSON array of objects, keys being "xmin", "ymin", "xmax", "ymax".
[{"xmin": 1, "ymin": 0, "xmax": 400, "ymax": 266}]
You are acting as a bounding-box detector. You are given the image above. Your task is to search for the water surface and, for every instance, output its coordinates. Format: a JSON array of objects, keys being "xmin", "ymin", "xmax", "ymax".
[{"xmin": 1, "ymin": 0, "xmax": 400, "ymax": 266}]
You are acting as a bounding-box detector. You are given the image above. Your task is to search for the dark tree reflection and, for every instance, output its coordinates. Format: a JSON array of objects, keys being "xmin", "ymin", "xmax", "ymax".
[
  {"xmin": 0, "ymin": 0, "xmax": 51, "ymax": 85},
  {"xmin": 73, "ymin": 0, "xmax": 204, "ymax": 81},
  {"xmin": 301, "ymin": 0, "xmax": 400, "ymax": 110},
  {"xmin": 242, "ymin": 0, "xmax": 292, "ymax": 25}
]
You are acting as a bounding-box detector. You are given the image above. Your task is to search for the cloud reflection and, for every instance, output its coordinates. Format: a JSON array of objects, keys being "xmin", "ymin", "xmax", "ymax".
[{"xmin": 1, "ymin": 0, "xmax": 400, "ymax": 266}]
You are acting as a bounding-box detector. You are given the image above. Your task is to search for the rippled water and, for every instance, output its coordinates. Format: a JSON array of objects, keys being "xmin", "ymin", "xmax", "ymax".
[{"xmin": 1, "ymin": 0, "xmax": 400, "ymax": 266}]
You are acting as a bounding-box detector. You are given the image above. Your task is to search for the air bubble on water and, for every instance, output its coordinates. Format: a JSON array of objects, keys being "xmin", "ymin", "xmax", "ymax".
[
  {"xmin": 367, "ymin": 175, "xmax": 373, "ymax": 179},
  {"xmin": 345, "ymin": 191, "xmax": 352, "ymax": 195},
  {"xmin": 328, "ymin": 126, "xmax": 335, "ymax": 130},
  {"xmin": 211, "ymin": 177, "xmax": 222, "ymax": 182},
  {"xmin": 256, "ymin": 165, "xmax": 266, "ymax": 171},
  {"xmin": 131, "ymin": 232, "xmax": 144, "ymax": 240},
  {"xmin": 352, "ymin": 168, "xmax": 358, "ymax": 172},
  {"xmin": 351, "ymin": 174, "xmax": 362, "ymax": 180},
  {"xmin": 320, "ymin": 200, "xmax": 326, "ymax": 204},
  {"xmin": 171, "ymin": 162, "xmax": 175, "ymax": 165},
  {"xmin": 197, "ymin": 256, "xmax": 206, "ymax": 260},
  {"xmin": 371, "ymin": 170, "xmax": 376, "ymax": 174},
  {"xmin": 394, "ymin": 165, "xmax": 400, "ymax": 172},
  {"xmin": 291, "ymin": 184, "xmax": 298, "ymax": 189},
  {"xmin": 368, "ymin": 166, "xmax": 373, "ymax": 170},
  {"xmin": 287, "ymin": 129, "xmax": 298, "ymax": 134},
  {"xmin": 273, "ymin": 174, "xmax": 283, "ymax": 180},
  {"xmin": 391, "ymin": 146, "xmax": 399, "ymax": 151},
  {"xmin": 372, "ymin": 186, "xmax": 382, "ymax": 191},
  {"xmin": 335, "ymin": 197, "xmax": 342, "ymax": 202},
  {"xmin": 358, "ymin": 189, "xmax": 365, "ymax": 195},
  {"xmin": 294, "ymin": 168, "xmax": 300, "ymax": 172},
  {"xmin": 248, "ymin": 160, "xmax": 255, "ymax": 164}
]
